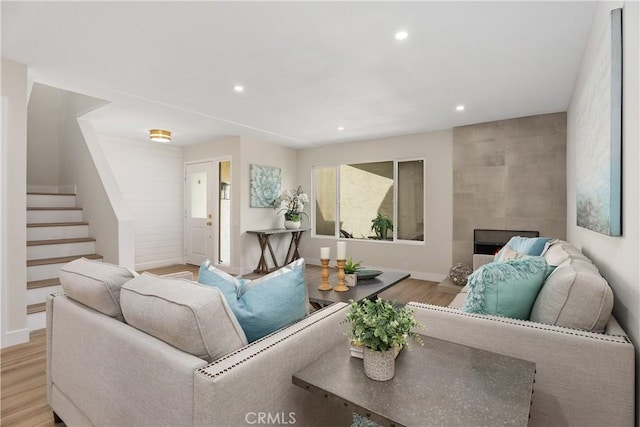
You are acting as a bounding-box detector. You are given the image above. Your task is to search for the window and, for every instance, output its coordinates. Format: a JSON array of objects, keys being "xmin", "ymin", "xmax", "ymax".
[
  {"xmin": 314, "ymin": 166, "xmax": 336, "ymax": 236},
  {"xmin": 313, "ymin": 159, "xmax": 424, "ymax": 242}
]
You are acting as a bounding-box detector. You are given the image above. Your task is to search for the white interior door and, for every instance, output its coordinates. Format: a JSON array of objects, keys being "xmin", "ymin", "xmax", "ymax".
[{"xmin": 185, "ymin": 162, "xmax": 214, "ymax": 265}]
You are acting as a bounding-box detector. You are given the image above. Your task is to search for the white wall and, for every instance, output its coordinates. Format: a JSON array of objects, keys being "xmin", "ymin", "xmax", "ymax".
[
  {"xmin": 1, "ymin": 59, "xmax": 29, "ymax": 347},
  {"xmin": 297, "ymin": 130, "xmax": 453, "ymax": 281},
  {"xmin": 57, "ymin": 94, "xmax": 130, "ymax": 267},
  {"xmin": 240, "ymin": 137, "xmax": 298, "ymax": 273},
  {"xmin": 567, "ymin": 0, "xmax": 639, "ymax": 410},
  {"xmin": 99, "ymin": 135, "xmax": 184, "ymax": 270},
  {"xmin": 26, "ymin": 83, "xmax": 67, "ymax": 186}
]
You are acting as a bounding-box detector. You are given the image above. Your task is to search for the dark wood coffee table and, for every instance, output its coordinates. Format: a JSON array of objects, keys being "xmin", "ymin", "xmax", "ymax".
[
  {"xmin": 306, "ymin": 271, "xmax": 409, "ymax": 310},
  {"xmin": 293, "ymin": 334, "xmax": 535, "ymax": 427}
]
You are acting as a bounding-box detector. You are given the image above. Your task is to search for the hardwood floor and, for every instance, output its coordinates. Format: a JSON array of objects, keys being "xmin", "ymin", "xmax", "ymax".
[
  {"xmin": 1, "ymin": 330, "xmax": 54, "ymax": 427},
  {"xmin": 0, "ymin": 264, "xmax": 454, "ymax": 426}
]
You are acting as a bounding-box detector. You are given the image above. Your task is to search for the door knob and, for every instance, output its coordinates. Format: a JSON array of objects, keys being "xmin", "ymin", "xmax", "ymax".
[{"xmin": 206, "ymin": 221, "xmax": 212, "ymax": 226}]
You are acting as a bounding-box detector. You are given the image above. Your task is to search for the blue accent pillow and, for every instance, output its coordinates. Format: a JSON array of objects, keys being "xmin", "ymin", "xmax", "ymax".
[
  {"xmin": 461, "ymin": 256, "xmax": 548, "ymax": 320},
  {"xmin": 198, "ymin": 259, "xmax": 308, "ymax": 342},
  {"xmin": 494, "ymin": 236, "xmax": 551, "ymax": 261}
]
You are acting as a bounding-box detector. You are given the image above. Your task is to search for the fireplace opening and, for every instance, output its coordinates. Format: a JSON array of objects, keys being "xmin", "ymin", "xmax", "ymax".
[{"xmin": 473, "ymin": 229, "xmax": 539, "ymax": 255}]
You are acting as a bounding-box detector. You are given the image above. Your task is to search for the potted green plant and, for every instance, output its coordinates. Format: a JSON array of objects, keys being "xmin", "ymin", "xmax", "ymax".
[
  {"xmin": 273, "ymin": 186, "xmax": 309, "ymax": 229},
  {"xmin": 371, "ymin": 213, "xmax": 393, "ymax": 240},
  {"xmin": 344, "ymin": 257, "xmax": 361, "ymax": 286},
  {"xmin": 344, "ymin": 299, "xmax": 422, "ymax": 381}
]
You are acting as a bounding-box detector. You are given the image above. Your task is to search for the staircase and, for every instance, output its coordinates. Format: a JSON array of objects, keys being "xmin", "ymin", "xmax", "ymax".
[{"xmin": 26, "ymin": 190, "xmax": 102, "ymax": 330}]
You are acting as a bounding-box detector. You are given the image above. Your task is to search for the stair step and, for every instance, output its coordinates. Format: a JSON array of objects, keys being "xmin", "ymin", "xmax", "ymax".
[
  {"xmin": 27, "ymin": 253, "xmax": 103, "ymax": 267},
  {"xmin": 27, "ymin": 237, "xmax": 96, "ymax": 246},
  {"xmin": 27, "ymin": 222, "xmax": 90, "ymax": 241},
  {"xmin": 27, "ymin": 239, "xmax": 96, "ymax": 261},
  {"xmin": 27, "ymin": 193, "xmax": 77, "ymax": 208},
  {"xmin": 27, "ymin": 207, "xmax": 82, "ymax": 211},
  {"xmin": 27, "ymin": 192, "xmax": 75, "ymax": 196},
  {"xmin": 28, "ymin": 208, "xmax": 84, "ymax": 223},
  {"xmin": 28, "ymin": 284, "xmax": 63, "ymax": 305},
  {"xmin": 27, "ymin": 278, "xmax": 60, "ymax": 290},
  {"xmin": 27, "ymin": 222, "xmax": 89, "ymax": 227},
  {"xmin": 27, "ymin": 303, "xmax": 46, "ymax": 315}
]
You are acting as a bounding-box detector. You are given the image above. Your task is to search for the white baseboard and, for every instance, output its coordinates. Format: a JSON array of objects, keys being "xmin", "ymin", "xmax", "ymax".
[{"xmin": 1, "ymin": 327, "xmax": 30, "ymax": 348}]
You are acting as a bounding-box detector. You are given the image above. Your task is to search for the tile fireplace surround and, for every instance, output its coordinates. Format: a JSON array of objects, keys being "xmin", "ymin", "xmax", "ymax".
[{"xmin": 452, "ymin": 113, "xmax": 567, "ymax": 266}]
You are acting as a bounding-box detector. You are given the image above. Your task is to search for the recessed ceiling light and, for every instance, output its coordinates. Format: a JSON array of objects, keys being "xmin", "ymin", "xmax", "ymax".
[
  {"xmin": 233, "ymin": 85, "xmax": 244, "ymax": 93},
  {"xmin": 395, "ymin": 31, "xmax": 408, "ymax": 41},
  {"xmin": 456, "ymin": 105, "xmax": 465, "ymax": 111},
  {"xmin": 337, "ymin": 126, "xmax": 345, "ymax": 131}
]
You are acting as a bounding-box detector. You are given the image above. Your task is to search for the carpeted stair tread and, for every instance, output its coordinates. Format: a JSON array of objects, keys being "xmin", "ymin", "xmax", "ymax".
[{"xmin": 27, "ymin": 303, "xmax": 46, "ymax": 315}]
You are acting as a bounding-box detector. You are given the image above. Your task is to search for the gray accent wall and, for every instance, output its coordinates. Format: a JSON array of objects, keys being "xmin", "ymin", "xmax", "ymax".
[{"xmin": 452, "ymin": 113, "xmax": 567, "ymax": 266}]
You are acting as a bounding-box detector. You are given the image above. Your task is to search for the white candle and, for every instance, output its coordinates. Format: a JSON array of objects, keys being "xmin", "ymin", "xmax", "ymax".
[
  {"xmin": 320, "ymin": 247, "xmax": 330, "ymax": 260},
  {"xmin": 337, "ymin": 242, "xmax": 347, "ymax": 260}
]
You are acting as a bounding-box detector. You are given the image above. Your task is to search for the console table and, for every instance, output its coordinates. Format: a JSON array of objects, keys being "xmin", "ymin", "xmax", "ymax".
[
  {"xmin": 293, "ymin": 335, "xmax": 535, "ymax": 426},
  {"xmin": 247, "ymin": 228, "xmax": 309, "ymax": 274}
]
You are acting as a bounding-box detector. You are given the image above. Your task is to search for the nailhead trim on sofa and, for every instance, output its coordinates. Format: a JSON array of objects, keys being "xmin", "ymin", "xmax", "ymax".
[
  {"xmin": 196, "ymin": 304, "xmax": 343, "ymax": 379},
  {"xmin": 406, "ymin": 302, "xmax": 632, "ymax": 344}
]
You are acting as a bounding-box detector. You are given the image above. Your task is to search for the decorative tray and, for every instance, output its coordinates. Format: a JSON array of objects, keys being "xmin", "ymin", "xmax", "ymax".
[{"xmin": 355, "ymin": 269, "xmax": 383, "ymax": 280}]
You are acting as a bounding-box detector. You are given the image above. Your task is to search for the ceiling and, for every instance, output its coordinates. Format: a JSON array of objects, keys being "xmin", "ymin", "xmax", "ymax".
[{"xmin": 2, "ymin": 1, "xmax": 596, "ymax": 148}]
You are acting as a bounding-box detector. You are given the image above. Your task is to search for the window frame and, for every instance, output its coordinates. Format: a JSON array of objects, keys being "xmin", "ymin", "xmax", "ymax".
[{"xmin": 311, "ymin": 157, "xmax": 426, "ymax": 245}]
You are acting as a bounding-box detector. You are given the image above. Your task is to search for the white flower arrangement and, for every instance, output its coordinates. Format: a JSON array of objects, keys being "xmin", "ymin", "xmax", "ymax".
[{"xmin": 273, "ymin": 186, "xmax": 309, "ymax": 221}]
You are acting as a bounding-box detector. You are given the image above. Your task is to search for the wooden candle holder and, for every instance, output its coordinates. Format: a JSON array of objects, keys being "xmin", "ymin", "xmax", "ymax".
[
  {"xmin": 334, "ymin": 259, "xmax": 349, "ymax": 292},
  {"xmin": 318, "ymin": 259, "xmax": 332, "ymax": 291}
]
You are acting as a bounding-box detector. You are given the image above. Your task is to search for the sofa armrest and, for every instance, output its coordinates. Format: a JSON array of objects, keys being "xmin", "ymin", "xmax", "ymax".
[
  {"xmin": 194, "ymin": 302, "xmax": 352, "ymax": 427},
  {"xmin": 407, "ymin": 302, "xmax": 634, "ymax": 427},
  {"xmin": 472, "ymin": 254, "xmax": 494, "ymax": 270}
]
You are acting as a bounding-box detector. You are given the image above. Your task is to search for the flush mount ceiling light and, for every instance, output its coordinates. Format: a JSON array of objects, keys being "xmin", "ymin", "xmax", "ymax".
[
  {"xmin": 233, "ymin": 85, "xmax": 244, "ymax": 93},
  {"xmin": 456, "ymin": 105, "xmax": 465, "ymax": 111},
  {"xmin": 395, "ymin": 30, "xmax": 409, "ymax": 41},
  {"xmin": 337, "ymin": 126, "xmax": 345, "ymax": 131},
  {"xmin": 149, "ymin": 129, "xmax": 171, "ymax": 142}
]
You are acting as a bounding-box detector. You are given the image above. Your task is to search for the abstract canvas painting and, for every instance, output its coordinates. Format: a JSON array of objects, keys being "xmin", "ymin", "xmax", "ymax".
[
  {"xmin": 250, "ymin": 164, "xmax": 281, "ymax": 208},
  {"xmin": 576, "ymin": 8, "xmax": 622, "ymax": 236}
]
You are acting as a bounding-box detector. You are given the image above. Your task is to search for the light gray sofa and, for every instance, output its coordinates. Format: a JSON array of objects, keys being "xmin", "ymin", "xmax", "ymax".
[
  {"xmin": 408, "ymin": 240, "xmax": 635, "ymax": 426},
  {"xmin": 46, "ymin": 259, "xmax": 352, "ymax": 426}
]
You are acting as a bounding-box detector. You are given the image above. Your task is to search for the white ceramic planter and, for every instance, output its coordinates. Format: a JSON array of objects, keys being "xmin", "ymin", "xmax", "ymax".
[
  {"xmin": 284, "ymin": 220, "xmax": 301, "ymax": 229},
  {"xmin": 363, "ymin": 347, "xmax": 395, "ymax": 381},
  {"xmin": 345, "ymin": 273, "xmax": 357, "ymax": 286}
]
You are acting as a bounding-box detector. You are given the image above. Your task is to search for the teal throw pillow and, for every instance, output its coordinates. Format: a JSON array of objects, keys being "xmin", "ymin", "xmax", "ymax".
[
  {"xmin": 461, "ymin": 256, "xmax": 549, "ymax": 320},
  {"xmin": 494, "ymin": 236, "xmax": 551, "ymax": 261},
  {"xmin": 199, "ymin": 259, "xmax": 308, "ymax": 342},
  {"xmin": 198, "ymin": 261, "xmax": 242, "ymax": 302}
]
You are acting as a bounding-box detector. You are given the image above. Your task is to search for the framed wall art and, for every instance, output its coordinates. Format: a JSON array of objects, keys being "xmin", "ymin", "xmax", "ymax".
[
  {"xmin": 250, "ymin": 164, "xmax": 281, "ymax": 208},
  {"xmin": 576, "ymin": 8, "xmax": 622, "ymax": 236}
]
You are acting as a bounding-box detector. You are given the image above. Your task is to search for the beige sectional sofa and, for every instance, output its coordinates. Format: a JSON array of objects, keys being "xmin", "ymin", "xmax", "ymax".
[
  {"xmin": 47, "ymin": 259, "xmax": 352, "ymax": 426},
  {"xmin": 408, "ymin": 240, "xmax": 635, "ymax": 426}
]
